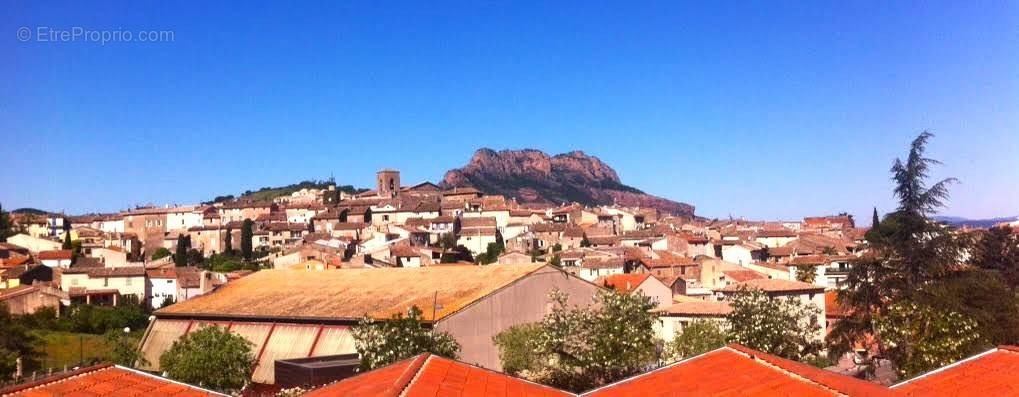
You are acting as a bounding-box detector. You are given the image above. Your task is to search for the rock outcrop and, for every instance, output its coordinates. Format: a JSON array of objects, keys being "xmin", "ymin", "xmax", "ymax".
[{"xmin": 441, "ymin": 149, "xmax": 695, "ymax": 216}]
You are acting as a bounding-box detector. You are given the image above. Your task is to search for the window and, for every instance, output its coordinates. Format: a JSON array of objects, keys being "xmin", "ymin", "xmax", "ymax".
[{"xmin": 126, "ymin": 278, "xmax": 132, "ymax": 286}]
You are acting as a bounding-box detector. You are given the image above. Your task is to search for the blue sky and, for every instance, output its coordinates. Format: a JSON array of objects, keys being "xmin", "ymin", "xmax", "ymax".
[{"xmin": 3, "ymin": 1, "xmax": 1017, "ymax": 222}]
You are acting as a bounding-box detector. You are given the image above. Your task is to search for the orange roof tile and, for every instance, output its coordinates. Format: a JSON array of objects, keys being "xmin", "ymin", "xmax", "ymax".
[
  {"xmin": 37, "ymin": 250, "xmax": 73, "ymax": 260},
  {"xmin": 893, "ymin": 346, "xmax": 1019, "ymax": 396},
  {"xmin": 583, "ymin": 344, "xmax": 895, "ymax": 397},
  {"xmin": 304, "ymin": 353, "xmax": 570, "ymax": 397},
  {"xmin": 596, "ymin": 274, "xmax": 651, "ymax": 293},
  {"xmin": 0, "ymin": 364, "xmax": 225, "ymax": 396},
  {"xmin": 716, "ymin": 278, "xmax": 825, "ymax": 293}
]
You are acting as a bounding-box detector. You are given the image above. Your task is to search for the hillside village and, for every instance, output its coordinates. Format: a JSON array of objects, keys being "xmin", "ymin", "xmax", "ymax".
[{"xmin": 1, "ymin": 163, "xmax": 1017, "ymax": 396}]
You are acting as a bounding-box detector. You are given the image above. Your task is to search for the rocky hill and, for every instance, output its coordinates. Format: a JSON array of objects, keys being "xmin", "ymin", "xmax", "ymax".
[{"xmin": 441, "ymin": 149, "xmax": 695, "ymax": 217}]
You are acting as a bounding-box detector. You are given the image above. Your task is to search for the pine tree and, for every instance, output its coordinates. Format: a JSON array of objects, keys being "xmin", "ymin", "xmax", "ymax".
[
  {"xmin": 871, "ymin": 207, "xmax": 880, "ymax": 228},
  {"xmin": 62, "ymin": 230, "xmax": 72, "ymax": 250},
  {"xmin": 830, "ymin": 131, "xmax": 973, "ymax": 375}
]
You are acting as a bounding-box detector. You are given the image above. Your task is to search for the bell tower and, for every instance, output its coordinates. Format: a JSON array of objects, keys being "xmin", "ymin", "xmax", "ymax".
[{"xmin": 377, "ymin": 169, "xmax": 400, "ymax": 198}]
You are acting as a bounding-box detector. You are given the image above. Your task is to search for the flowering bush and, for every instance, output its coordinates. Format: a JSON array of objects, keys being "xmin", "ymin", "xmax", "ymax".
[
  {"xmin": 351, "ymin": 306, "xmax": 460, "ymax": 371},
  {"xmin": 875, "ymin": 301, "xmax": 986, "ymax": 378}
]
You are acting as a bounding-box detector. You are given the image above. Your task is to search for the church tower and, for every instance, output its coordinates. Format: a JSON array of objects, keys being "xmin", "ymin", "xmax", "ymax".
[{"xmin": 377, "ymin": 169, "xmax": 400, "ymax": 198}]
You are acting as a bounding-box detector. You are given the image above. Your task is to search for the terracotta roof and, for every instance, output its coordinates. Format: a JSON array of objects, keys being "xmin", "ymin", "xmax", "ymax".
[
  {"xmin": 716, "ymin": 278, "xmax": 825, "ymax": 293},
  {"xmin": 304, "ymin": 353, "xmax": 569, "ymax": 397},
  {"xmin": 581, "ymin": 257, "xmax": 625, "ymax": 270},
  {"xmin": 62, "ymin": 266, "xmax": 146, "ymax": 278},
  {"xmin": 654, "ymin": 301, "xmax": 732, "ymax": 317},
  {"xmin": 583, "ymin": 344, "xmax": 895, "ymax": 396},
  {"xmin": 389, "ymin": 245, "xmax": 420, "ymax": 258},
  {"xmin": 893, "ymin": 345, "xmax": 1019, "ymax": 396},
  {"xmin": 460, "ymin": 217, "xmax": 497, "ymax": 228},
  {"xmin": 0, "ymin": 364, "xmax": 225, "ymax": 396},
  {"xmin": 157, "ymin": 263, "xmax": 551, "ymax": 322},
  {"xmin": 596, "ymin": 274, "xmax": 651, "ymax": 293},
  {"xmin": 38, "ymin": 250, "xmax": 73, "ymax": 260},
  {"xmin": 721, "ymin": 269, "xmax": 767, "ymax": 282}
]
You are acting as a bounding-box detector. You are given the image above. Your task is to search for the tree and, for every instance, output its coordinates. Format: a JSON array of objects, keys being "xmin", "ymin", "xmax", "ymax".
[
  {"xmin": 580, "ymin": 233, "xmax": 592, "ymax": 248},
  {"xmin": 726, "ymin": 288, "xmax": 822, "ymax": 361},
  {"xmin": 831, "ymin": 132, "xmax": 967, "ymax": 361},
  {"xmin": 0, "ymin": 303, "xmax": 37, "ymax": 380},
  {"xmin": 795, "ymin": 265, "xmax": 818, "ymax": 283},
  {"xmin": 874, "ymin": 301, "xmax": 986, "ymax": 378},
  {"xmin": 351, "ymin": 306, "xmax": 460, "ymax": 371},
  {"xmin": 492, "ymin": 323, "xmax": 543, "ymax": 376},
  {"xmin": 105, "ymin": 329, "xmax": 148, "ymax": 368},
  {"xmin": 0, "ymin": 203, "xmax": 12, "ymax": 242},
  {"xmin": 493, "ymin": 290, "xmax": 658, "ymax": 392},
  {"xmin": 62, "ymin": 231, "xmax": 72, "ymax": 250},
  {"xmin": 150, "ymin": 247, "xmax": 172, "ymax": 261},
  {"xmin": 240, "ymin": 219, "xmax": 253, "ymax": 260},
  {"xmin": 186, "ymin": 249, "xmax": 204, "ymax": 267},
  {"xmin": 871, "ymin": 207, "xmax": 880, "ymax": 229},
  {"xmin": 971, "ymin": 226, "xmax": 1019, "ymax": 290},
  {"xmin": 160, "ymin": 326, "xmax": 255, "ymax": 393},
  {"xmin": 174, "ymin": 236, "xmax": 188, "ymax": 267},
  {"xmin": 665, "ymin": 320, "xmax": 727, "ymax": 361},
  {"xmin": 224, "ymin": 227, "xmax": 233, "ymax": 254},
  {"xmin": 549, "ymin": 254, "xmax": 561, "ymax": 267}
]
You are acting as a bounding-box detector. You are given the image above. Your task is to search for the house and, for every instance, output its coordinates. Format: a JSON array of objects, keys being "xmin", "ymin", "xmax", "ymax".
[
  {"xmin": 458, "ymin": 217, "xmax": 498, "ymax": 256},
  {"xmin": 0, "ymin": 284, "xmax": 65, "ymax": 315},
  {"xmin": 38, "ymin": 250, "xmax": 73, "ymax": 268},
  {"xmin": 0, "ymin": 364, "xmax": 226, "ymax": 396},
  {"xmin": 141, "ymin": 264, "xmax": 603, "ymax": 383},
  {"xmin": 574, "ymin": 256, "xmax": 626, "ymax": 282},
  {"xmin": 754, "ymin": 229, "xmax": 798, "ymax": 248},
  {"xmin": 719, "ymin": 241, "xmax": 765, "ymax": 266},
  {"xmin": 302, "ymin": 353, "xmax": 570, "ymax": 397},
  {"xmin": 146, "ymin": 268, "xmax": 178, "ymax": 309},
  {"xmin": 583, "ymin": 344, "xmax": 895, "ymax": 396},
  {"xmin": 891, "ymin": 345, "xmax": 1019, "ymax": 396},
  {"xmin": 58, "ymin": 266, "xmax": 146, "ymax": 305},
  {"xmin": 595, "ymin": 273, "xmax": 672, "ymax": 308},
  {"xmin": 654, "ymin": 301, "xmax": 732, "ymax": 342},
  {"xmin": 90, "ymin": 247, "xmax": 128, "ymax": 267}
]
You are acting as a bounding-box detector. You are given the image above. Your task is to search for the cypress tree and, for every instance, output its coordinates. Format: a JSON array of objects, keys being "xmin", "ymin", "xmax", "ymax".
[
  {"xmin": 224, "ymin": 227, "xmax": 233, "ymax": 255},
  {"xmin": 241, "ymin": 219, "xmax": 253, "ymax": 261},
  {"xmin": 175, "ymin": 235, "xmax": 188, "ymax": 266},
  {"xmin": 871, "ymin": 207, "xmax": 880, "ymax": 229},
  {"xmin": 62, "ymin": 230, "xmax": 72, "ymax": 250}
]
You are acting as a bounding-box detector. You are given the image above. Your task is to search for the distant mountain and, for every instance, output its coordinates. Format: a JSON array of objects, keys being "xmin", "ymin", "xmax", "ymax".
[
  {"xmin": 934, "ymin": 215, "xmax": 1018, "ymax": 228},
  {"xmin": 440, "ymin": 148, "xmax": 695, "ymax": 217}
]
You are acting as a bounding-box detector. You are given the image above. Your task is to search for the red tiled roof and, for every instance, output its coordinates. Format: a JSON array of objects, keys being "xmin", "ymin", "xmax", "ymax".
[
  {"xmin": 893, "ymin": 345, "xmax": 1019, "ymax": 396},
  {"xmin": 38, "ymin": 250, "xmax": 73, "ymax": 260},
  {"xmin": 716, "ymin": 278, "xmax": 825, "ymax": 293},
  {"xmin": 304, "ymin": 353, "xmax": 570, "ymax": 397},
  {"xmin": 0, "ymin": 364, "xmax": 224, "ymax": 396},
  {"xmin": 583, "ymin": 344, "xmax": 895, "ymax": 397},
  {"xmin": 721, "ymin": 269, "xmax": 767, "ymax": 282},
  {"xmin": 597, "ymin": 274, "xmax": 651, "ymax": 293}
]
